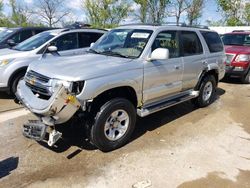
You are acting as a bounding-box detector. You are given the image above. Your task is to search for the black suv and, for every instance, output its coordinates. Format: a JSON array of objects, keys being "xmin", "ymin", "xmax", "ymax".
[{"xmin": 0, "ymin": 27, "xmax": 53, "ymax": 49}]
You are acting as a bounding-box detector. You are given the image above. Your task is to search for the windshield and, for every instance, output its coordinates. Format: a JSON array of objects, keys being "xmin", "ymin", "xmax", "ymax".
[
  {"xmin": 222, "ymin": 34, "xmax": 250, "ymax": 46},
  {"xmin": 13, "ymin": 32, "xmax": 56, "ymax": 51},
  {"xmin": 90, "ymin": 29, "xmax": 153, "ymax": 58},
  {"xmin": 0, "ymin": 29, "xmax": 15, "ymax": 41}
]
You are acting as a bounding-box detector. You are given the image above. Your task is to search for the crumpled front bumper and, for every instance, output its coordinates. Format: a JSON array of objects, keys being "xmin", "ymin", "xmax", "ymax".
[{"xmin": 16, "ymin": 80, "xmax": 81, "ymax": 125}]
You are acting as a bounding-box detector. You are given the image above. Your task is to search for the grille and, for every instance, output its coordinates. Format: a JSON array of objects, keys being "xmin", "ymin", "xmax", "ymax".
[
  {"xmin": 25, "ymin": 70, "xmax": 51, "ymax": 97},
  {"xmin": 226, "ymin": 54, "xmax": 235, "ymax": 65}
]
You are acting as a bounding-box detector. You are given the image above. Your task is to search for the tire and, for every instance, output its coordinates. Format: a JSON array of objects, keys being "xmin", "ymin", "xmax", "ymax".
[
  {"xmin": 10, "ymin": 72, "xmax": 25, "ymax": 95},
  {"xmin": 89, "ymin": 98, "xmax": 136, "ymax": 152},
  {"xmin": 192, "ymin": 75, "xmax": 217, "ymax": 108},
  {"xmin": 241, "ymin": 70, "xmax": 250, "ymax": 84}
]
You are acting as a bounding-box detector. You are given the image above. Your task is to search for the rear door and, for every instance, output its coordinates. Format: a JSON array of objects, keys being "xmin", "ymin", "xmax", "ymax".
[{"xmin": 180, "ymin": 30, "xmax": 205, "ymax": 90}]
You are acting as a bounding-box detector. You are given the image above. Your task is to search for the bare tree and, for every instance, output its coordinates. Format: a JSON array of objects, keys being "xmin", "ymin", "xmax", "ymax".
[
  {"xmin": 34, "ymin": 0, "xmax": 70, "ymax": 27},
  {"xmin": 147, "ymin": 0, "xmax": 170, "ymax": 23},
  {"xmin": 170, "ymin": 0, "xmax": 191, "ymax": 25},
  {"xmin": 187, "ymin": 0, "xmax": 204, "ymax": 25}
]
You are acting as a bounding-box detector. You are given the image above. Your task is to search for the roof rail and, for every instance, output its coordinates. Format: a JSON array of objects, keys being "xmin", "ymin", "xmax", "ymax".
[
  {"xmin": 120, "ymin": 22, "xmax": 210, "ymax": 29},
  {"xmin": 120, "ymin": 23, "xmax": 161, "ymax": 27}
]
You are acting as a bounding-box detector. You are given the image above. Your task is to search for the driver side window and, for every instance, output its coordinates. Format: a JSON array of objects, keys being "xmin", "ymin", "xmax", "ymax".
[
  {"xmin": 152, "ymin": 30, "xmax": 180, "ymax": 58},
  {"xmin": 51, "ymin": 33, "xmax": 78, "ymax": 51}
]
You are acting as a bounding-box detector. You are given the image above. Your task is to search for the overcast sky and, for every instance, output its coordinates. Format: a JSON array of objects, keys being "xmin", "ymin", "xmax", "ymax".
[{"xmin": 2, "ymin": 0, "xmax": 222, "ymax": 25}]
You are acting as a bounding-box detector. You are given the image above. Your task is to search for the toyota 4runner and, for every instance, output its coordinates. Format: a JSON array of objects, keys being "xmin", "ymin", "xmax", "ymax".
[{"xmin": 16, "ymin": 25, "xmax": 226, "ymax": 152}]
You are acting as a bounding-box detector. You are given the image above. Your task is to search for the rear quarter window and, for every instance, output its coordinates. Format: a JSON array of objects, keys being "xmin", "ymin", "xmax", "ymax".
[{"xmin": 201, "ymin": 31, "xmax": 224, "ymax": 53}]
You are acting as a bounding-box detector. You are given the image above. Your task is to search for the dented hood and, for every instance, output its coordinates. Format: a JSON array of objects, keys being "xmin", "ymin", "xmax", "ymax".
[{"xmin": 28, "ymin": 53, "xmax": 139, "ymax": 81}]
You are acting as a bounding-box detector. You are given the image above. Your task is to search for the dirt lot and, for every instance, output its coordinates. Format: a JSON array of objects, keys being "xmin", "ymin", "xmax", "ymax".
[{"xmin": 0, "ymin": 79, "xmax": 250, "ymax": 188}]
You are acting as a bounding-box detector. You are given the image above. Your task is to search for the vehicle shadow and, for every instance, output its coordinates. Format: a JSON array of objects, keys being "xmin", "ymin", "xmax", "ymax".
[
  {"xmin": 39, "ymin": 87, "xmax": 226, "ymax": 155},
  {"xmin": 220, "ymin": 77, "xmax": 243, "ymax": 85},
  {"xmin": 0, "ymin": 157, "xmax": 19, "ymax": 179},
  {"xmin": 131, "ymin": 87, "xmax": 226, "ymax": 143}
]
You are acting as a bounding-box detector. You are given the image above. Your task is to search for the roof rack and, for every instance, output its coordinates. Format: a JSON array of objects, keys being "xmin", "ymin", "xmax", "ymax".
[
  {"xmin": 120, "ymin": 22, "xmax": 209, "ymax": 29},
  {"xmin": 120, "ymin": 23, "xmax": 161, "ymax": 27}
]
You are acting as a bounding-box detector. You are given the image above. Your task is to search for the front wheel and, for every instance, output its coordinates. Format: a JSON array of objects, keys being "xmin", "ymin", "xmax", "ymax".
[
  {"xmin": 11, "ymin": 72, "xmax": 25, "ymax": 95},
  {"xmin": 89, "ymin": 98, "xmax": 136, "ymax": 152},
  {"xmin": 192, "ymin": 75, "xmax": 216, "ymax": 108},
  {"xmin": 241, "ymin": 70, "xmax": 250, "ymax": 84}
]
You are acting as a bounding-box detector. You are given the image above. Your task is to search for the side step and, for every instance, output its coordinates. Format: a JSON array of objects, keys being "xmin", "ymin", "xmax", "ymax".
[{"xmin": 137, "ymin": 91, "xmax": 199, "ymax": 117}]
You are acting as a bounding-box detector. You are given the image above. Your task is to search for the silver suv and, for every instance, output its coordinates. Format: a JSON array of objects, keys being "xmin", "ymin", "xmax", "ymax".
[
  {"xmin": 16, "ymin": 25, "xmax": 226, "ymax": 151},
  {"xmin": 0, "ymin": 28, "xmax": 106, "ymax": 94}
]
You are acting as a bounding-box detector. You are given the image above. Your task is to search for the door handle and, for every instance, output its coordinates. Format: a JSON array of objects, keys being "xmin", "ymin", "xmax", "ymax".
[{"xmin": 175, "ymin": 65, "xmax": 180, "ymax": 70}]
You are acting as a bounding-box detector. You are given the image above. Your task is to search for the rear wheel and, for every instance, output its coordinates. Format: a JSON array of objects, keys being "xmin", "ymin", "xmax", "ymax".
[
  {"xmin": 89, "ymin": 98, "xmax": 136, "ymax": 152},
  {"xmin": 192, "ymin": 75, "xmax": 216, "ymax": 108},
  {"xmin": 10, "ymin": 72, "xmax": 25, "ymax": 95},
  {"xmin": 241, "ymin": 70, "xmax": 250, "ymax": 84}
]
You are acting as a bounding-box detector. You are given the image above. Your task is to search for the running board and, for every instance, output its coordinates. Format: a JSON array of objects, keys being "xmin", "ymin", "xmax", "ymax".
[{"xmin": 137, "ymin": 91, "xmax": 199, "ymax": 117}]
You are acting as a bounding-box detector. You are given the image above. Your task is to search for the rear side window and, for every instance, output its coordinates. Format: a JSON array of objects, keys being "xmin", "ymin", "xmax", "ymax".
[
  {"xmin": 201, "ymin": 31, "xmax": 223, "ymax": 53},
  {"xmin": 180, "ymin": 31, "xmax": 203, "ymax": 56},
  {"xmin": 78, "ymin": 32, "xmax": 103, "ymax": 48}
]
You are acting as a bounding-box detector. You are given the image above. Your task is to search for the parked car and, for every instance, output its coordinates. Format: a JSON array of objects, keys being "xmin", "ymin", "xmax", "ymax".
[
  {"xmin": 0, "ymin": 27, "xmax": 53, "ymax": 49},
  {"xmin": 0, "ymin": 28, "xmax": 106, "ymax": 94},
  {"xmin": 16, "ymin": 24, "xmax": 225, "ymax": 151},
  {"xmin": 222, "ymin": 32, "xmax": 250, "ymax": 83}
]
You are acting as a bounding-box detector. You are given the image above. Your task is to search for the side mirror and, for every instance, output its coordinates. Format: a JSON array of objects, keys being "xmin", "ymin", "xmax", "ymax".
[
  {"xmin": 90, "ymin": 42, "xmax": 95, "ymax": 47},
  {"xmin": 148, "ymin": 48, "xmax": 169, "ymax": 61},
  {"xmin": 7, "ymin": 39, "xmax": 16, "ymax": 47},
  {"xmin": 48, "ymin": 46, "xmax": 58, "ymax": 52}
]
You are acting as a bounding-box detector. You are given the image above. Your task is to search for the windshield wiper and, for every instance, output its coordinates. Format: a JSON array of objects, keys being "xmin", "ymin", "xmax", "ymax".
[{"xmin": 100, "ymin": 50, "xmax": 129, "ymax": 58}]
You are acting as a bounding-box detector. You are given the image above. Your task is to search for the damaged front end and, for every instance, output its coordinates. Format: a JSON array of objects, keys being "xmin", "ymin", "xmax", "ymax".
[{"xmin": 16, "ymin": 80, "xmax": 81, "ymax": 146}]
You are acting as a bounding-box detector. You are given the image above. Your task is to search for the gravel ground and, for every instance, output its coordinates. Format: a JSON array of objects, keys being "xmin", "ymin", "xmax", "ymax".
[{"xmin": 0, "ymin": 80, "xmax": 250, "ymax": 188}]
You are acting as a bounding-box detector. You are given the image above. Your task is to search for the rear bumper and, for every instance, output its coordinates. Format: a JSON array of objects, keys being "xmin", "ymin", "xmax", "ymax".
[{"xmin": 16, "ymin": 80, "xmax": 81, "ymax": 125}]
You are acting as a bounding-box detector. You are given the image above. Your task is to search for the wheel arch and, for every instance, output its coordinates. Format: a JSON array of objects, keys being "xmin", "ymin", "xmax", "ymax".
[{"xmin": 8, "ymin": 66, "xmax": 27, "ymax": 87}]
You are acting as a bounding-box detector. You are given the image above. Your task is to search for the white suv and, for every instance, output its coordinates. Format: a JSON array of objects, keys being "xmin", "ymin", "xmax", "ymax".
[{"xmin": 0, "ymin": 28, "xmax": 106, "ymax": 94}]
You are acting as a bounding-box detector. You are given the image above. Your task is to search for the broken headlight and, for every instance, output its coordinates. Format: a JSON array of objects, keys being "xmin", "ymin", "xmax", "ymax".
[
  {"xmin": 49, "ymin": 79, "xmax": 84, "ymax": 94},
  {"xmin": 49, "ymin": 79, "xmax": 72, "ymax": 94}
]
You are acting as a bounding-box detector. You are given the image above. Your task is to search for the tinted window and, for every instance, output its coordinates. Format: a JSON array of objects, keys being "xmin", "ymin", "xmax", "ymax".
[
  {"xmin": 20, "ymin": 30, "xmax": 33, "ymax": 41},
  {"xmin": 201, "ymin": 31, "xmax": 223, "ymax": 53},
  {"xmin": 78, "ymin": 32, "xmax": 103, "ymax": 48},
  {"xmin": 180, "ymin": 31, "xmax": 203, "ymax": 56},
  {"xmin": 222, "ymin": 34, "xmax": 250, "ymax": 46},
  {"xmin": 34, "ymin": 29, "xmax": 47, "ymax": 35},
  {"xmin": 11, "ymin": 30, "xmax": 33, "ymax": 43},
  {"xmin": 152, "ymin": 30, "xmax": 180, "ymax": 58},
  {"xmin": 51, "ymin": 33, "xmax": 78, "ymax": 51},
  {"xmin": 11, "ymin": 33, "xmax": 21, "ymax": 43}
]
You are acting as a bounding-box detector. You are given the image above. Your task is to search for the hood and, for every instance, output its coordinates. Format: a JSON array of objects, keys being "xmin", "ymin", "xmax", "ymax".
[
  {"xmin": 0, "ymin": 48, "xmax": 30, "ymax": 60},
  {"xmin": 28, "ymin": 53, "xmax": 139, "ymax": 81},
  {"xmin": 225, "ymin": 45, "xmax": 250, "ymax": 54}
]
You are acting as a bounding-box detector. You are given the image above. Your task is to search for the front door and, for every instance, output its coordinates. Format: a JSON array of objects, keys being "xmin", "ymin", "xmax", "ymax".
[{"xmin": 143, "ymin": 30, "xmax": 183, "ymax": 105}]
